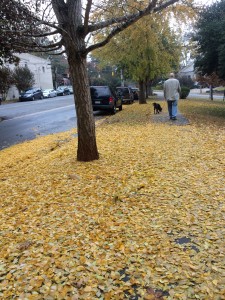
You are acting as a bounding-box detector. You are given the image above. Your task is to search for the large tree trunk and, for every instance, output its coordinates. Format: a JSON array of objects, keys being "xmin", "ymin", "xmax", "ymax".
[
  {"xmin": 67, "ymin": 52, "xmax": 99, "ymax": 162},
  {"xmin": 52, "ymin": 0, "xmax": 99, "ymax": 162},
  {"xmin": 138, "ymin": 80, "xmax": 147, "ymax": 104}
]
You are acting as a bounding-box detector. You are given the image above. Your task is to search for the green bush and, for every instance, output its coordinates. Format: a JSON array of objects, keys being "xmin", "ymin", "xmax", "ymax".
[
  {"xmin": 180, "ymin": 86, "xmax": 190, "ymax": 99},
  {"xmin": 153, "ymin": 84, "xmax": 163, "ymax": 90}
]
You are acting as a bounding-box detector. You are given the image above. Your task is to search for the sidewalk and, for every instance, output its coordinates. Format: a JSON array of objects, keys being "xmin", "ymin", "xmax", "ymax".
[
  {"xmin": 150, "ymin": 94, "xmax": 190, "ymax": 126},
  {"xmin": 151, "ymin": 110, "xmax": 190, "ymax": 126}
]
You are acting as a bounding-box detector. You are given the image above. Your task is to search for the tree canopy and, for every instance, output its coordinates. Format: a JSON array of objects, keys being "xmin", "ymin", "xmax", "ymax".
[
  {"xmin": 194, "ymin": 0, "xmax": 225, "ymax": 80},
  {"xmin": 0, "ymin": 0, "xmax": 44, "ymax": 64},
  {"xmin": 0, "ymin": 67, "xmax": 13, "ymax": 100},
  {"xmin": 12, "ymin": 66, "xmax": 35, "ymax": 93},
  {"xmin": 93, "ymin": 13, "xmax": 181, "ymax": 103}
]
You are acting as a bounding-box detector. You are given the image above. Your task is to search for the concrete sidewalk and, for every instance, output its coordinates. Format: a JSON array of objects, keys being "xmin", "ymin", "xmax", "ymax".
[
  {"xmin": 151, "ymin": 111, "xmax": 190, "ymax": 126},
  {"xmin": 151, "ymin": 93, "xmax": 190, "ymax": 126}
]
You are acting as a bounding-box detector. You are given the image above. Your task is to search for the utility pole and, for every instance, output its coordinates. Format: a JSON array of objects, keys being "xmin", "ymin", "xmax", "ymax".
[{"xmin": 121, "ymin": 69, "xmax": 124, "ymax": 87}]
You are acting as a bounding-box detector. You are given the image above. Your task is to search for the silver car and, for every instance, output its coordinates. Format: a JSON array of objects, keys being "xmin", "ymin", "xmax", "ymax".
[{"xmin": 42, "ymin": 89, "xmax": 57, "ymax": 98}]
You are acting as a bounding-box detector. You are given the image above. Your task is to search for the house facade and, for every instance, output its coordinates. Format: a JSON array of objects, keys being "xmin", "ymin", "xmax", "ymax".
[
  {"xmin": 179, "ymin": 62, "xmax": 195, "ymax": 80},
  {"xmin": 6, "ymin": 53, "xmax": 53, "ymax": 100}
]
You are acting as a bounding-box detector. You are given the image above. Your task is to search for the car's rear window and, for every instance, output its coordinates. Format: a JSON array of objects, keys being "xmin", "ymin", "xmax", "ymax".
[
  {"xmin": 116, "ymin": 88, "xmax": 130, "ymax": 96},
  {"xmin": 90, "ymin": 87, "xmax": 110, "ymax": 97}
]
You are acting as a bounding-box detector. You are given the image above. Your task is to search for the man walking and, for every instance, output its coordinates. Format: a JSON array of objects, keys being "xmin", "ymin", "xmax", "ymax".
[{"xmin": 163, "ymin": 73, "xmax": 181, "ymax": 120}]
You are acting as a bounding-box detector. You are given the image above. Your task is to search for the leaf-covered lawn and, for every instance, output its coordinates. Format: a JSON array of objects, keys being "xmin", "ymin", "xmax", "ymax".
[{"xmin": 0, "ymin": 99, "xmax": 224, "ymax": 299}]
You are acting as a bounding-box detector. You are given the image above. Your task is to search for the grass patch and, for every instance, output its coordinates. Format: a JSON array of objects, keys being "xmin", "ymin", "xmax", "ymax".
[{"xmin": 179, "ymin": 98, "xmax": 225, "ymax": 127}]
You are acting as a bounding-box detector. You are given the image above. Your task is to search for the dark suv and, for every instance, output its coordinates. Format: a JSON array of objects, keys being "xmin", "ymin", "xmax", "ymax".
[
  {"xmin": 90, "ymin": 86, "xmax": 122, "ymax": 114},
  {"xmin": 116, "ymin": 87, "xmax": 134, "ymax": 104},
  {"xmin": 19, "ymin": 88, "xmax": 43, "ymax": 101}
]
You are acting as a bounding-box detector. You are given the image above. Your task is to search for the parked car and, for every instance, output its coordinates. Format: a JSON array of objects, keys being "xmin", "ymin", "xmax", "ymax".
[
  {"xmin": 67, "ymin": 85, "xmax": 74, "ymax": 94},
  {"xmin": 42, "ymin": 89, "xmax": 57, "ymax": 98},
  {"xmin": 90, "ymin": 86, "xmax": 122, "ymax": 114},
  {"xmin": 19, "ymin": 88, "xmax": 43, "ymax": 101},
  {"xmin": 56, "ymin": 86, "xmax": 70, "ymax": 96},
  {"xmin": 131, "ymin": 87, "xmax": 139, "ymax": 100},
  {"xmin": 116, "ymin": 87, "xmax": 134, "ymax": 104}
]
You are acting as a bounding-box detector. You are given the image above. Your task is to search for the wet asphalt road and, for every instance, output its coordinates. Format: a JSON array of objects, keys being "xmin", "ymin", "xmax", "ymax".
[{"xmin": 0, "ymin": 95, "xmax": 103, "ymax": 150}]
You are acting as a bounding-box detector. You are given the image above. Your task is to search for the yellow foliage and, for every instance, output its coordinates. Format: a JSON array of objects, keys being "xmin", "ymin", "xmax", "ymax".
[{"xmin": 0, "ymin": 100, "xmax": 224, "ymax": 299}]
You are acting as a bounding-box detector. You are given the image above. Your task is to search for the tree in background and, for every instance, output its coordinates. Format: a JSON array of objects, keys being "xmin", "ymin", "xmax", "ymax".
[
  {"xmin": 1, "ymin": 0, "xmax": 197, "ymax": 161},
  {"xmin": 12, "ymin": 67, "xmax": 35, "ymax": 94},
  {"xmin": 178, "ymin": 75, "xmax": 194, "ymax": 89},
  {"xmin": 93, "ymin": 14, "xmax": 182, "ymax": 104},
  {"xmin": 0, "ymin": 0, "xmax": 44, "ymax": 65},
  {"xmin": 194, "ymin": 0, "xmax": 225, "ymax": 99},
  {"xmin": 87, "ymin": 58, "xmax": 122, "ymax": 89},
  {"xmin": 0, "ymin": 67, "xmax": 13, "ymax": 101}
]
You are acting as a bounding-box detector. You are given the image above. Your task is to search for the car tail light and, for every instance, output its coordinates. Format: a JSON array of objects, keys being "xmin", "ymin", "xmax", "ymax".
[{"xmin": 109, "ymin": 96, "xmax": 113, "ymax": 103}]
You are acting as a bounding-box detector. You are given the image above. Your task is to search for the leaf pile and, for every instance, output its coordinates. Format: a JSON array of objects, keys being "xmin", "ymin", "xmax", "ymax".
[{"xmin": 0, "ymin": 100, "xmax": 224, "ymax": 299}]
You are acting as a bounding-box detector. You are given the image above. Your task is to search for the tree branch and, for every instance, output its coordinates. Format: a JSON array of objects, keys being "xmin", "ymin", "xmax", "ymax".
[
  {"xmin": 87, "ymin": 0, "xmax": 180, "ymax": 35},
  {"xmin": 84, "ymin": 0, "xmax": 93, "ymax": 37},
  {"xmin": 1, "ymin": 28, "xmax": 60, "ymax": 38},
  {"xmin": 86, "ymin": 0, "xmax": 179, "ymax": 54}
]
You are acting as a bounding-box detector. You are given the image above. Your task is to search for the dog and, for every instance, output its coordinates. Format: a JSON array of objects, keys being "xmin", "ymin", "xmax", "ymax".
[{"xmin": 152, "ymin": 102, "xmax": 162, "ymax": 114}]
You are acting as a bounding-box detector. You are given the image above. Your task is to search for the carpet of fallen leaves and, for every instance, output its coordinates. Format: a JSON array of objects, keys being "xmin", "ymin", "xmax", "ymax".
[{"xmin": 0, "ymin": 99, "xmax": 224, "ymax": 300}]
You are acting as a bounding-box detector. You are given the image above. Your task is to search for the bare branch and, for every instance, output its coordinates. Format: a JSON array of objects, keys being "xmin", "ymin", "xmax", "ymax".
[
  {"xmin": 1, "ymin": 28, "xmax": 60, "ymax": 38},
  {"xmin": 84, "ymin": 0, "xmax": 93, "ymax": 36}
]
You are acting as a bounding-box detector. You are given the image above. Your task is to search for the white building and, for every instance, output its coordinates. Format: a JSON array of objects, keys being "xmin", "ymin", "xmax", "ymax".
[
  {"xmin": 6, "ymin": 53, "xmax": 53, "ymax": 100},
  {"xmin": 179, "ymin": 62, "xmax": 195, "ymax": 80}
]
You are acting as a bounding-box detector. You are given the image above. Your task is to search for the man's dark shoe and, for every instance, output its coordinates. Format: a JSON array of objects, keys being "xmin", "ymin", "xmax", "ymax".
[{"xmin": 171, "ymin": 117, "xmax": 177, "ymax": 120}]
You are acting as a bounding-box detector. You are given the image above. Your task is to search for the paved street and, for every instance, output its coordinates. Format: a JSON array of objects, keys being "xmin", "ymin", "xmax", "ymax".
[{"xmin": 0, "ymin": 95, "xmax": 77, "ymax": 150}]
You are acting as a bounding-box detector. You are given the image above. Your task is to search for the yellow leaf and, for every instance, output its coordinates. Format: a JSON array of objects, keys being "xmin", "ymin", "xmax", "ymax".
[
  {"xmin": 83, "ymin": 286, "xmax": 92, "ymax": 292},
  {"xmin": 76, "ymin": 266, "xmax": 85, "ymax": 271}
]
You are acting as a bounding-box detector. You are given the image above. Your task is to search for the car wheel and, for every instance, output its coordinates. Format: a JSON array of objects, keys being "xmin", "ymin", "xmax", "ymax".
[
  {"xmin": 111, "ymin": 105, "xmax": 117, "ymax": 114},
  {"xmin": 119, "ymin": 104, "xmax": 122, "ymax": 111},
  {"xmin": 40, "ymin": 95, "xmax": 43, "ymax": 99}
]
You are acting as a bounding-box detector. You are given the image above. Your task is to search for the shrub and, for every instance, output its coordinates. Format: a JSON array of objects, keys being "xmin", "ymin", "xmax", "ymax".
[
  {"xmin": 178, "ymin": 75, "xmax": 194, "ymax": 89},
  {"xmin": 153, "ymin": 84, "xmax": 163, "ymax": 90},
  {"xmin": 180, "ymin": 86, "xmax": 190, "ymax": 99}
]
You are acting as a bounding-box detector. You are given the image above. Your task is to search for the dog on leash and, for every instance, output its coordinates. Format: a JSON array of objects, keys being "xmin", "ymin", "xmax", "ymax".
[{"xmin": 152, "ymin": 102, "xmax": 162, "ymax": 114}]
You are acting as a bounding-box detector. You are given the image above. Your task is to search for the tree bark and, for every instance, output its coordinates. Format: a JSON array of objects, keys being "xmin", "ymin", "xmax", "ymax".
[
  {"xmin": 54, "ymin": 0, "xmax": 99, "ymax": 162},
  {"xmin": 209, "ymin": 85, "xmax": 214, "ymax": 100},
  {"xmin": 148, "ymin": 80, "xmax": 154, "ymax": 96},
  {"xmin": 68, "ymin": 54, "xmax": 99, "ymax": 161},
  {"xmin": 138, "ymin": 80, "xmax": 147, "ymax": 104}
]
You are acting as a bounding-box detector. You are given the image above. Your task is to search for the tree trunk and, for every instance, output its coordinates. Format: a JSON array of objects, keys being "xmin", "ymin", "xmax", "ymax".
[
  {"xmin": 209, "ymin": 85, "xmax": 213, "ymax": 100},
  {"xmin": 148, "ymin": 80, "xmax": 154, "ymax": 96},
  {"xmin": 145, "ymin": 81, "xmax": 148, "ymax": 99},
  {"xmin": 138, "ymin": 80, "xmax": 147, "ymax": 104},
  {"xmin": 51, "ymin": 0, "xmax": 99, "ymax": 161},
  {"xmin": 67, "ymin": 54, "xmax": 99, "ymax": 162}
]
